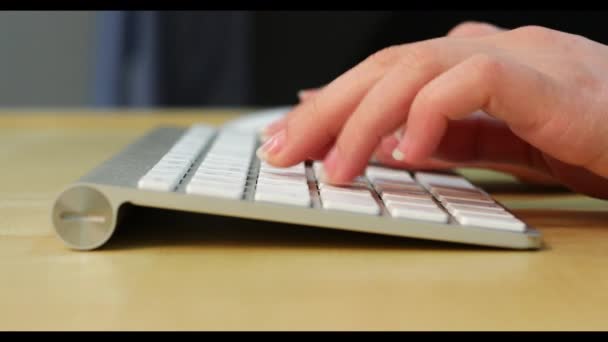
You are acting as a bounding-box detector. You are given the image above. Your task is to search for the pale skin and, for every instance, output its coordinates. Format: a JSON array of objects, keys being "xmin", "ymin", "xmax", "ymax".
[{"xmin": 257, "ymin": 22, "xmax": 608, "ymax": 199}]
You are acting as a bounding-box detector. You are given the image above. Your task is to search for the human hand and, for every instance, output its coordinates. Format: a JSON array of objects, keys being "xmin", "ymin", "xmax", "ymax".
[{"xmin": 258, "ymin": 22, "xmax": 608, "ymax": 199}]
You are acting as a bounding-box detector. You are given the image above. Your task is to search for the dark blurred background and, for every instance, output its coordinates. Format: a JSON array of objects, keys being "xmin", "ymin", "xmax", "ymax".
[{"xmin": 1, "ymin": 11, "xmax": 606, "ymax": 109}]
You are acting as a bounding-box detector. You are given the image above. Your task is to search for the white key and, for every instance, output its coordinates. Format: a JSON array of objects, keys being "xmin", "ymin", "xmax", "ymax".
[
  {"xmin": 169, "ymin": 145, "xmax": 199, "ymax": 153},
  {"xmin": 261, "ymin": 161, "xmax": 305, "ymax": 168},
  {"xmin": 415, "ymin": 172, "xmax": 476, "ymax": 190},
  {"xmin": 138, "ymin": 174, "xmax": 180, "ymax": 192},
  {"xmin": 256, "ymin": 177, "xmax": 307, "ymax": 187},
  {"xmin": 257, "ymin": 173, "xmax": 307, "ymax": 183},
  {"xmin": 313, "ymin": 163, "xmax": 367, "ymax": 185},
  {"xmin": 320, "ymin": 186, "xmax": 372, "ymax": 198},
  {"xmin": 320, "ymin": 192, "xmax": 380, "ymax": 215},
  {"xmin": 148, "ymin": 165, "xmax": 187, "ymax": 174},
  {"xmin": 162, "ymin": 157, "xmax": 195, "ymax": 166},
  {"xmin": 154, "ymin": 159, "xmax": 191, "ymax": 171},
  {"xmin": 445, "ymin": 202, "xmax": 504, "ymax": 212},
  {"xmin": 197, "ymin": 164, "xmax": 249, "ymax": 173},
  {"xmin": 260, "ymin": 167, "xmax": 305, "ymax": 175},
  {"xmin": 194, "ymin": 169, "xmax": 247, "ymax": 179},
  {"xmin": 381, "ymin": 191, "xmax": 431, "ymax": 200},
  {"xmin": 213, "ymin": 149, "xmax": 252, "ymax": 156},
  {"xmin": 205, "ymin": 154, "xmax": 251, "ymax": 162},
  {"xmin": 387, "ymin": 203, "xmax": 449, "ymax": 223},
  {"xmin": 452, "ymin": 208, "xmax": 514, "ymax": 218},
  {"xmin": 177, "ymin": 133, "xmax": 210, "ymax": 142},
  {"xmin": 254, "ymin": 191, "xmax": 311, "ymax": 207},
  {"xmin": 157, "ymin": 157, "xmax": 191, "ymax": 165},
  {"xmin": 260, "ymin": 161, "xmax": 305, "ymax": 172},
  {"xmin": 149, "ymin": 168, "xmax": 188, "ymax": 177},
  {"xmin": 455, "ymin": 213, "xmax": 526, "ymax": 232},
  {"xmin": 372, "ymin": 177, "xmax": 419, "ymax": 185},
  {"xmin": 174, "ymin": 138, "xmax": 206, "ymax": 147},
  {"xmin": 187, "ymin": 177, "xmax": 243, "ymax": 187},
  {"xmin": 173, "ymin": 138, "xmax": 207, "ymax": 147},
  {"xmin": 199, "ymin": 161, "xmax": 250, "ymax": 170},
  {"xmin": 381, "ymin": 190, "xmax": 433, "ymax": 199},
  {"xmin": 164, "ymin": 151, "xmax": 197, "ymax": 159},
  {"xmin": 366, "ymin": 166, "xmax": 413, "ymax": 183},
  {"xmin": 151, "ymin": 167, "xmax": 188, "ymax": 178},
  {"xmin": 317, "ymin": 177, "xmax": 368, "ymax": 187},
  {"xmin": 168, "ymin": 150, "xmax": 200, "ymax": 159},
  {"xmin": 382, "ymin": 196, "xmax": 438, "ymax": 208},
  {"xmin": 204, "ymin": 153, "xmax": 251, "ymax": 162},
  {"xmin": 186, "ymin": 181, "xmax": 244, "ymax": 199},
  {"xmin": 448, "ymin": 205, "xmax": 511, "ymax": 217},
  {"xmin": 366, "ymin": 165, "xmax": 408, "ymax": 176},
  {"xmin": 255, "ymin": 183, "xmax": 310, "ymax": 195},
  {"xmin": 259, "ymin": 162, "xmax": 303, "ymax": 169},
  {"xmin": 200, "ymin": 158, "xmax": 250, "ymax": 166},
  {"xmin": 258, "ymin": 170, "xmax": 305, "ymax": 179},
  {"xmin": 312, "ymin": 162, "xmax": 326, "ymax": 179},
  {"xmin": 259, "ymin": 168, "xmax": 306, "ymax": 176},
  {"xmin": 191, "ymin": 173, "xmax": 247, "ymax": 185},
  {"xmin": 437, "ymin": 194, "xmax": 494, "ymax": 204},
  {"xmin": 183, "ymin": 132, "xmax": 207, "ymax": 140},
  {"xmin": 193, "ymin": 174, "xmax": 248, "ymax": 185},
  {"xmin": 188, "ymin": 124, "xmax": 215, "ymax": 135}
]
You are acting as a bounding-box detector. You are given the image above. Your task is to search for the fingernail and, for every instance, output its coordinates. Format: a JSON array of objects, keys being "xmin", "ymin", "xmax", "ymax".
[
  {"xmin": 392, "ymin": 148, "xmax": 405, "ymax": 161},
  {"xmin": 256, "ymin": 129, "xmax": 286, "ymax": 161},
  {"xmin": 261, "ymin": 118, "xmax": 286, "ymax": 140},
  {"xmin": 260, "ymin": 130, "xmax": 273, "ymax": 142},
  {"xmin": 297, "ymin": 90, "xmax": 312, "ymax": 101},
  {"xmin": 297, "ymin": 90, "xmax": 307, "ymax": 100},
  {"xmin": 297, "ymin": 88, "xmax": 319, "ymax": 101}
]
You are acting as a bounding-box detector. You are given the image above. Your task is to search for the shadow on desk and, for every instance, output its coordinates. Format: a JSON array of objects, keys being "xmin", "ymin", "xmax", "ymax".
[{"xmin": 102, "ymin": 205, "xmax": 506, "ymax": 252}]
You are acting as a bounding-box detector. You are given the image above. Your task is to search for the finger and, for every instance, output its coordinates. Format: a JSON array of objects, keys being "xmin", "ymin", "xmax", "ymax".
[
  {"xmin": 260, "ymin": 115, "xmax": 288, "ymax": 141},
  {"xmin": 373, "ymin": 122, "xmax": 559, "ymax": 185},
  {"xmin": 396, "ymin": 53, "xmax": 564, "ymax": 165},
  {"xmin": 257, "ymin": 43, "xmax": 414, "ymax": 167},
  {"xmin": 447, "ymin": 21, "xmax": 505, "ymax": 37},
  {"xmin": 260, "ymin": 100, "xmax": 309, "ymax": 141},
  {"xmin": 261, "ymin": 87, "xmax": 325, "ymax": 141},
  {"xmin": 384, "ymin": 113, "xmax": 549, "ymax": 170},
  {"xmin": 308, "ymin": 139, "xmax": 335, "ymax": 161},
  {"xmin": 322, "ymin": 42, "xmax": 481, "ymax": 183},
  {"xmin": 297, "ymin": 87, "xmax": 323, "ymax": 102},
  {"xmin": 542, "ymin": 156, "xmax": 608, "ymax": 199}
]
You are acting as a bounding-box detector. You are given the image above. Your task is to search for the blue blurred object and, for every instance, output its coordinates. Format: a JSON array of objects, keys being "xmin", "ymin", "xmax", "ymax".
[{"xmin": 92, "ymin": 11, "xmax": 159, "ymax": 108}]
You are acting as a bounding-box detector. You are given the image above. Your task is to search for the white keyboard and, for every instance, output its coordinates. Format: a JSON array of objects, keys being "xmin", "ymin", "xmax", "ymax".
[{"xmin": 51, "ymin": 124, "xmax": 542, "ymax": 251}]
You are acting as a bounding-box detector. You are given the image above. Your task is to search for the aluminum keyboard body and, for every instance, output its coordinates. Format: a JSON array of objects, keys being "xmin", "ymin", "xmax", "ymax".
[{"xmin": 51, "ymin": 126, "xmax": 543, "ymax": 250}]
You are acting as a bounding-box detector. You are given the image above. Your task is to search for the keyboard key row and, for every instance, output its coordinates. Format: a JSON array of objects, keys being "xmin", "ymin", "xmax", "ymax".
[
  {"xmin": 138, "ymin": 125, "xmax": 215, "ymax": 191},
  {"xmin": 139, "ymin": 128, "xmax": 526, "ymax": 232},
  {"xmin": 419, "ymin": 176, "xmax": 526, "ymax": 231},
  {"xmin": 184, "ymin": 130, "xmax": 257, "ymax": 199}
]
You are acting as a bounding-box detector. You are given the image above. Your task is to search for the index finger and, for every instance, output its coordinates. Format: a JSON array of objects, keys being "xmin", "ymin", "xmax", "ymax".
[{"xmin": 255, "ymin": 44, "xmax": 411, "ymax": 167}]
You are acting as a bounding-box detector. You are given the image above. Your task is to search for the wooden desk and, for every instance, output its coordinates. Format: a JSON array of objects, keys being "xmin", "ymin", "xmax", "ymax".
[{"xmin": 1, "ymin": 110, "xmax": 608, "ymax": 331}]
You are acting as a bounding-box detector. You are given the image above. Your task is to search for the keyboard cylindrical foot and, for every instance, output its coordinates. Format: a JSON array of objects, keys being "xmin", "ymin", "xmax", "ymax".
[{"xmin": 52, "ymin": 185, "xmax": 117, "ymax": 250}]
